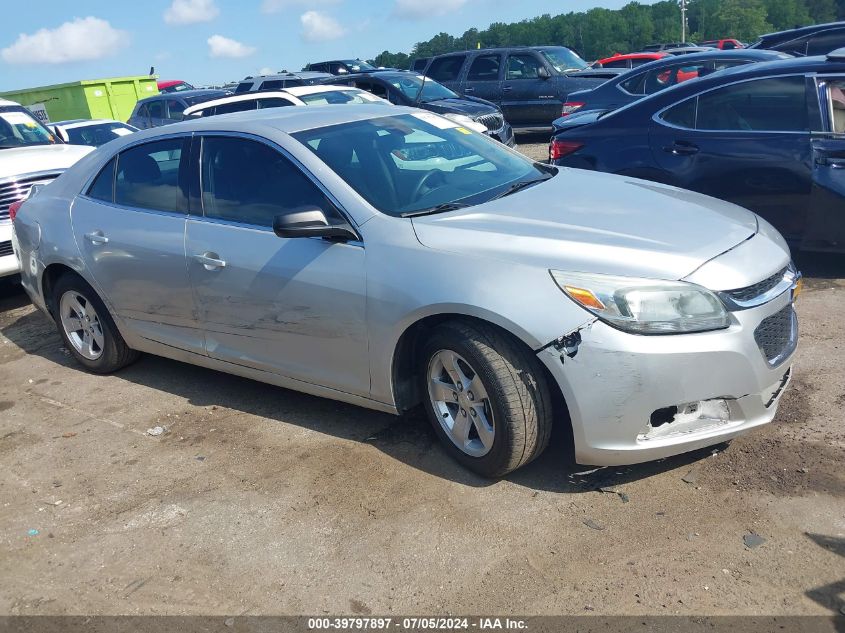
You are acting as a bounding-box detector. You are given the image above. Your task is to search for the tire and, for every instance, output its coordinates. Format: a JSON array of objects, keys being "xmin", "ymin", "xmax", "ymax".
[
  {"xmin": 52, "ymin": 273, "xmax": 139, "ymax": 374},
  {"xmin": 419, "ymin": 320, "xmax": 553, "ymax": 478}
]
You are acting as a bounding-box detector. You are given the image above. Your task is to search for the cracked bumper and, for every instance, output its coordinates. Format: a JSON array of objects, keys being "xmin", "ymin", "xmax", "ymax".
[{"xmin": 537, "ymin": 289, "xmax": 797, "ymax": 466}]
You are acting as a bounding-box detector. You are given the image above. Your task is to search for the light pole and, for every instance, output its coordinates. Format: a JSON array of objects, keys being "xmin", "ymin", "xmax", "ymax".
[{"xmin": 680, "ymin": 0, "xmax": 687, "ymax": 43}]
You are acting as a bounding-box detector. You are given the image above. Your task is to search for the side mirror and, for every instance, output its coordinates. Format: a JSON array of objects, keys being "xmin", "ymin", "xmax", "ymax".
[
  {"xmin": 52, "ymin": 125, "xmax": 70, "ymax": 143},
  {"xmin": 273, "ymin": 206, "xmax": 358, "ymax": 241},
  {"xmin": 538, "ymin": 66, "xmax": 551, "ymax": 79}
]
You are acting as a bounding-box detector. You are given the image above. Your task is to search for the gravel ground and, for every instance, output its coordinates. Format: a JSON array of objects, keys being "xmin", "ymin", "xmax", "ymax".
[{"xmin": 0, "ymin": 142, "xmax": 843, "ymax": 616}]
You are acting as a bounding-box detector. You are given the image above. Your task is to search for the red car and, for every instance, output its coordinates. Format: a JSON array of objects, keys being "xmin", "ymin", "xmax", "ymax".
[
  {"xmin": 590, "ymin": 52, "xmax": 667, "ymax": 69},
  {"xmin": 157, "ymin": 80, "xmax": 196, "ymax": 94},
  {"xmin": 700, "ymin": 39, "xmax": 744, "ymax": 50}
]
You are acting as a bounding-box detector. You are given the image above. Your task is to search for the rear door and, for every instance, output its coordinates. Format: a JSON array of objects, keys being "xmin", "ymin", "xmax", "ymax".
[
  {"xmin": 463, "ymin": 53, "xmax": 503, "ymax": 104},
  {"xmin": 805, "ymin": 76, "xmax": 845, "ymax": 251},
  {"xmin": 502, "ymin": 52, "xmax": 558, "ymax": 126},
  {"xmin": 649, "ymin": 75, "xmax": 815, "ymax": 243}
]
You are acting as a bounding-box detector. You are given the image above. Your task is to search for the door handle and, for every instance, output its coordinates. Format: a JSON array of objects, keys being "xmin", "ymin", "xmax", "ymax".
[
  {"xmin": 502, "ymin": 86, "xmax": 513, "ymax": 93},
  {"xmin": 84, "ymin": 231, "xmax": 109, "ymax": 245},
  {"xmin": 816, "ymin": 155, "xmax": 845, "ymax": 168},
  {"xmin": 463, "ymin": 87, "xmax": 475, "ymax": 93},
  {"xmin": 194, "ymin": 252, "xmax": 226, "ymax": 270},
  {"xmin": 663, "ymin": 141, "xmax": 699, "ymax": 156}
]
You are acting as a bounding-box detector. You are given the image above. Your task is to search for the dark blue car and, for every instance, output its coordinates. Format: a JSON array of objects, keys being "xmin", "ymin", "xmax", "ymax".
[
  {"xmin": 549, "ymin": 52, "xmax": 845, "ymax": 253},
  {"xmin": 557, "ymin": 49, "xmax": 789, "ymax": 121}
]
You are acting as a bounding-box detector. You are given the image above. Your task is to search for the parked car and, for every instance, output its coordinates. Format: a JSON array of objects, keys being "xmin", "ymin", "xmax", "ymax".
[
  {"xmin": 557, "ymin": 49, "xmax": 789, "ymax": 120},
  {"xmin": 641, "ymin": 42, "xmax": 699, "ymax": 52},
  {"xmin": 51, "ymin": 119, "xmax": 139, "ymax": 147},
  {"xmin": 13, "ymin": 104, "xmax": 799, "ymax": 477},
  {"xmin": 234, "ymin": 72, "xmax": 334, "ymax": 93},
  {"xmin": 748, "ymin": 21, "xmax": 845, "ymax": 56},
  {"xmin": 418, "ymin": 46, "xmax": 609, "ymax": 129},
  {"xmin": 128, "ymin": 90, "xmax": 230, "ymax": 129},
  {"xmin": 700, "ymin": 39, "xmax": 744, "ymax": 50},
  {"xmin": 549, "ymin": 51, "xmax": 845, "ymax": 253},
  {"xmin": 183, "ymin": 87, "xmax": 389, "ymax": 118},
  {"xmin": 661, "ymin": 46, "xmax": 719, "ymax": 56},
  {"xmin": 0, "ymin": 99, "xmax": 93, "ymax": 280},
  {"xmin": 157, "ymin": 80, "xmax": 195, "ymax": 93},
  {"xmin": 304, "ymin": 59, "xmax": 382, "ymax": 75},
  {"xmin": 327, "ymin": 71, "xmax": 514, "ymax": 145},
  {"xmin": 591, "ymin": 52, "xmax": 667, "ymax": 69},
  {"xmin": 410, "ymin": 57, "xmax": 430, "ymax": 72}
]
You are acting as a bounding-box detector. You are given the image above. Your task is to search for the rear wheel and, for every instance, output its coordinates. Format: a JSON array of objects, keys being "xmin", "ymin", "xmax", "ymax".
[
  {"xmin": 53, "ymin": 273, "xmax": 139, "ymax": 373},
  {"xmin": 420, "ymin": 320, "xmax": 553, "ymax": 477}
]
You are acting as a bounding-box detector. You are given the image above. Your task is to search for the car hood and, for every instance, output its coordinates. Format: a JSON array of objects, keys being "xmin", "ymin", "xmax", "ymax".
[
  {"xmin": 423, "ymin": 98, "xmax": 498, "ymax": 117},
  {"xmin": 0, "ymin": 144, "xmax": 94, "ymax": 179},
  {"xmin": 411, "ymin": 169, "xmax": 758, "ymax": 281}
]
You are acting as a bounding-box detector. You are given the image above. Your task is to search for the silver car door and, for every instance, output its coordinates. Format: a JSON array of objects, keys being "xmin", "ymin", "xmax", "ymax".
[
  {"xmin": 71, "ymin": 136, "xmax": 204, "ymax": 353},
  {"xmin": 185, "ymin": 134, "xmax": 369, "ymax": 396}
]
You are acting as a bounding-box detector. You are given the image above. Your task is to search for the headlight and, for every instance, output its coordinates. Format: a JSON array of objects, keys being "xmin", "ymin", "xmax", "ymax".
[
  {"xmin": 442, "ymin": 113, "xmax": 488, "ymax": 134},
  {"xmin": 550, "ymin": 270, "xmax": 730, "ymax": 334}
]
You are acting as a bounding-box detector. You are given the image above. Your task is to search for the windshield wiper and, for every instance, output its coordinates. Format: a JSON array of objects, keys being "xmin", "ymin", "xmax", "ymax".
[
  {"xmin": 491, "ymin": 175, "xmax": 553, "ymax": 201},
  {"xmin": 401, "ymin": 202, "xmax": 470, "ymax": 218}
]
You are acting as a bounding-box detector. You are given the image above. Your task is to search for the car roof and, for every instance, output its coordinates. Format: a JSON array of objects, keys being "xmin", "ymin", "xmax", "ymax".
[
  {"xmin": 759, "ymin": 20, "xmax": 845, "ymax": 40},
  {"xmin": 138, "ymin": 89, "xmax": 226, "ymax": 104},
  {"xmin": 598, "ymin": 52, "xmax": 666, "ymax": 62},
  {"xmin": 182, "ymin": 91, "xmax": 302, "ymax": 114},
  {"xmin": 607, "ymin": 48, "xmax": 791, "ymax": 76},
  {"xmin": 54, "ymin": 119, "xmax": 126, "ymax": 129},
  {"xmin": 282, "ymin": 84, "xmax": 366, "ymax": 96},
  {"xmin": 241, "ymin": 71, "xmax": 333, "ymax": 82}
]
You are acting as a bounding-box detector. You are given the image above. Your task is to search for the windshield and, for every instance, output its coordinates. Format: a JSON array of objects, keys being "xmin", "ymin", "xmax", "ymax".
[
  {"xmin": 539, "ymin": 47, "xmax": 588, "ymax": 73},
  {"xmin": 293, "ymin": 113, "xmax": 552, "ymax": 216},
  {"xmin": 344, "ymin": 60, "xmax": 376, "ymax": 72},
  {"xmin": 0, "ymin": 106, "xmax": 58, "ymax": 148},
  {"xmin": 299, "ymin": 89, "xmax": 391, "ymax": 105},
  {"xmin": 386, "ymin": 74, "xmax": 458, "ymax": 103},
  {"xmin": 65, "ymin": 122, "xmax": 136, "ymax": 147}
]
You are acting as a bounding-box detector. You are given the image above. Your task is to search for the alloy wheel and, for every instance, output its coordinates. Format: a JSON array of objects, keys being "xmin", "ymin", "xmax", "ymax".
[{"xmin": 59, "ymin": 290, "xmax": 105, "ymax": 361}]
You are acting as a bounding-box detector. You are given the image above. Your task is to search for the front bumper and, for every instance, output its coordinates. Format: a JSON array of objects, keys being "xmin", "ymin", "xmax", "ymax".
[
  {"xmin": 0, "ymin": 222, "xmax": 20, "ymax": 278},
  {"xmin": 488, "ymin": 122, "xmax": 515, "ymax": 147},
  {"xmin": 537, "ymin": 288, "xmax": 798, "ymax": 466}
]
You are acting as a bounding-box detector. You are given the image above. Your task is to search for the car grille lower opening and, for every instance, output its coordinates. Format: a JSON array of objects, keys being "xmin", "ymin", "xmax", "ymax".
[
  {"xmin": 0, "ymin": 240, "xmax": 13, "ymax": 257},
  {"xmin": 474, "ymin": 113, "xmax": 504, "ymax": 132},
  {"xmin": 754, "ymin": 304, "xmax": 797, "ymax": 366},
  {"xmin": 0, "ymin": 173, "xmax": 61, "ymax": 222}
]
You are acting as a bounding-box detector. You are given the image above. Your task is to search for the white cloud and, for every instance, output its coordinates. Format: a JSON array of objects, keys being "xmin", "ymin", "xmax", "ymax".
[
  {"xmin": 207, "ymin": 34, "xmax": 256, "ymax": 58},
  {"xmin": 262, "ymin": 0, "xmax": 340, "ymax": 14},
  {"xmin": 258, "ymin": 66, "xmax": 275, "ymax": 75},
  {"xmin": 164, "ymin": 0, "xmax": 219, "ymax": 25},
  {"xmin": 300, "ymin": 10, "xmax": 346, "ymax": 42},
  {"xmin": 1, "ymin": 17, "xmax": 127, "ymax": 65},
  {"xmin": 393, "ymin": 0, "xmax": 468, "ymax": 19}
]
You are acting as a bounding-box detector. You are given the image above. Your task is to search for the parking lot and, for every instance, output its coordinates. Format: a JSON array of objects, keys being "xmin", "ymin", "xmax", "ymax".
[{"xmin": 0, "ymin": 133, "xmax": 842, "ymax": 616}]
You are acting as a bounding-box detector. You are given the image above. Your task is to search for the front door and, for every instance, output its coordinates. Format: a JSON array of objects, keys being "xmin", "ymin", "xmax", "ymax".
[
  {"xmin": 463, "ymin": 53, "xmax": 503, "ymax": 104},
  {"xmin": 71, "ymin": 136, "xmax": 203, "ymax": 352},
  {"xmin": 501, "ymin": 52, "xmax": 557, "ymax": 126},
  {"xmin": 649, "ymin": 75, "xmax": 815, "ymax": 243},
  {"xmin": 186, "ymin": 134, "xmax": 369, "ymax": 396}
]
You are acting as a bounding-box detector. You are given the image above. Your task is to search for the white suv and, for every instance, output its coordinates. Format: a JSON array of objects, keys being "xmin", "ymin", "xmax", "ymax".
[{"xmin": 0, "ymin": 99, "xmax": 93, "ymax": 279}]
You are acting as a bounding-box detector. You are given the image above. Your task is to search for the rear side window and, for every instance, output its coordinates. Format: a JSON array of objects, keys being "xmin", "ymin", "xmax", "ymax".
[
  {"xmin": 427, "ymin": 55, "xmax": 466, "ymax": 82},
  {"xmin": 602, "ymin": 59, "xmax": 631, "ymax": 69},
  {"xmin": 661, "ymin": 97, "xmax": 697, "ymax": 128},
  {"xmin": 257, "ymin": 97, "xmax": 295, "ymax": 108},
  {"xmin": 200, "ymin": 136, "xmax": 337, "ymax": 228},
  {"xmin": 506, "ymin": 54, "xmax": 543, "ymax": 79},
  {"xmin": 411, "ymin": 59, "xmax": 428, "ymax": 72},
  {"xmin": 807, "ymin": 29, "xmax": 845, "ymax": 55},
  {"xmin": 467, "ymin": 55, "xmax": 501, "ymax": 81},
  {"xmin": 235, "ymin": 82, "xmax": 253, "ymax": 93},
  {"xmin": 620, "ymin": 73, "xmax": 646, "ymax": 95},
  {"xmin": 87, "ymin": 157, "xmax": 116, "ymax": 202},
  {"xmin": 259, "ymin": 80, "xmax": 283, "ymax": 90},
  {"xmin": 642, "ymin": 63, "xmax": 705, "ymax": 94},
  {"xmin": 696, "ymin": 76, "xmax": 808, "ymax": 132},
  {"xmin": 215, "ymin": 100, "xmax": 257, "ymax": 115},
  {"xmin": 115, "ymin": 138, "xmax": 187, "ymax": 212}
]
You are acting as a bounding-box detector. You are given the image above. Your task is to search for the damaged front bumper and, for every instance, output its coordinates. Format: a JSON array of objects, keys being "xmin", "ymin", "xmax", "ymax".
[{"xmin": 536, "ymin": 288, "xmax": 797, "ymax": 466}]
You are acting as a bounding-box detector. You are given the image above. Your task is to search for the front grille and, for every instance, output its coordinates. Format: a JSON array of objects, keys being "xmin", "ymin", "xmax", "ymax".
[
  {"xmin": 726, "ymin": 267, "xmax": 788, "ymax": 303},
  {"xmin": 0, "ymin": 240, "xmax": 12, "ymax": 257},
  {"xmin": 754, "ymin": 304, "xmax": 797, "ymax": 366},
  {"xmin": 0, "ymin": 173, "xmax": 61, "ymax": 221},
  {"xmin": 474, "ymin": 113, "xmax": 504, "ymax": 132}
]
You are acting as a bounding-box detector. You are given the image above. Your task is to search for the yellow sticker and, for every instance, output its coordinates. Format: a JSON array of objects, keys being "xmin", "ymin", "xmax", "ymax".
[{"xmin": 456, "ymin": 127, "xmax": 471, "ymax": 134}]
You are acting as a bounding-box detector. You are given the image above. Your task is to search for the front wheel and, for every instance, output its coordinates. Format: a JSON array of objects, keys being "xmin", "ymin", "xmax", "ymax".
[
  {"xmin": 53, "ymin": 273, "xmax": 139, "ymax": 374},
  {"xmin": 420, "ymin": 320, "xmax": 553, "ymax": 477}
]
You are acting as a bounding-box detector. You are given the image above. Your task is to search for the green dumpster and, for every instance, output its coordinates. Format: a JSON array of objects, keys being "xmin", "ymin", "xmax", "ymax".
[{"xmin": 0, "ymin": 75, "xmax": 160, "ymax": 123}]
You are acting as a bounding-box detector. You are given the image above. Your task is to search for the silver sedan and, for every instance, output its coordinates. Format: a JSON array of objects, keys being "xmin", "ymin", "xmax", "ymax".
[{"xmin": 12, "ymin": 105, "xmax": 800, "ymax": 477}]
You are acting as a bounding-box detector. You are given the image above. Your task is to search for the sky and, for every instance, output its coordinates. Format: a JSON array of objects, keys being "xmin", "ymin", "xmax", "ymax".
[{"xmin": 0, "ymin": 0, "xmax": 656, "ymax": 91}]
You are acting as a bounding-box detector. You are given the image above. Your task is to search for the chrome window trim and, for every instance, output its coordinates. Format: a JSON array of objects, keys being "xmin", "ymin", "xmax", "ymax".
[
  {"xmin": 195, "ymin": 130, "xmax": 362, "ymax": 240},
  {"xmin": 652, "ymin": 72, "xmax": 816, "ymax": 134}
]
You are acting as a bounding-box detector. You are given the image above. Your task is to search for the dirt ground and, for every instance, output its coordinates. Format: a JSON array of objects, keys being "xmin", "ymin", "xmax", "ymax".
[{"xmin": 0, "ymin": 138, "xmax": 843, "ymax": 616}]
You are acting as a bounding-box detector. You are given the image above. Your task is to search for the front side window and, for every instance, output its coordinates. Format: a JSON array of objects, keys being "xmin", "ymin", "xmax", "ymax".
[
  {"xmin": 166, "ymin": 99, "xmax": 186, "ymax": 120},
  {"xmin": 602, "ymin": 59, "xmax": 632, "ymax": 69},
  {"xmin": 147, "ymin": 100, "xmax": 165, "ymax": 119},
  {"xmin": 696, "ymin": 76, "xmax": 809, "ymax": 132},
  {"xmin": 355, "ymin": 81, "xmax": 389, "ymax": 99},
  {"xmin": 115, "ymin": 138, "xmax": 187, "ymax": 212},
  {"xmin": 539, "ymin": 47, "xmax": 586, "ymax": 73},
  {"xmin": 427, "ymin": 56, "xmax": 466, "ymax": 82},
  {"xmin": 506, "ymin": 54, "xmax": 543, "ymax": 80},
  {"xmin": 293, "ymin": 113, "xmax": 552, "ymax": 217},
  {"xmin": 467, "ymin": 55, "xmax": 501, "ymax": 81},
  {"xmin": 824, "ymin": 79, "xmax": 845, "ymax": 133},
  {"xmin": 235, "ymin": 82, "xmax": 253, "ymax": 93},
  {"xmin": 66, "ymin": 122, "xmax": 136, "ymax": 147},
  {"xmin": 200, "ymin": 136, "xmax": 336, "ymax": 227}
]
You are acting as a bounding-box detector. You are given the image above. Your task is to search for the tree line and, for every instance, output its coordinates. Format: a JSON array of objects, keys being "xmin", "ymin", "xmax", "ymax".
[{"xmin": 370, "ymin": 0, "xmax": 844, "ymax": 68}]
